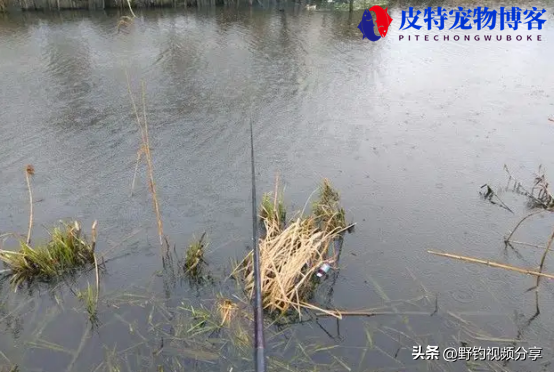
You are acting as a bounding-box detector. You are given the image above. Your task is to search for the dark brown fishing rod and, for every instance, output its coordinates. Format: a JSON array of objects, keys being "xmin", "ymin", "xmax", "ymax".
[{"xmin": 249, "ymin": 113, "xmax": 266, "ymax": 372}]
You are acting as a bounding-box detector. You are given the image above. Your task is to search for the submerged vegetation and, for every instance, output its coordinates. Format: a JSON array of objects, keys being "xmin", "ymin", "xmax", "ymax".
[
  {"xmin": 0, "ymin": 366, "xmax": 19, "ymax": 372},
  {"xmin": 1, "ymin": 158, "xmax": 552, "ymax": 371},
  {"xmin": 0, "ymin": 73, "xmax": 552, "ymax": 371},
  {"xmin": 0, "ymin": 174, "xmax": 368, "ymax": 371},
  {"xmin": 77, "ymin": 281, "xmax": 99, "ymax": 324},
  {"xmin": 504, "ymin": 164, "xmax": 554, "ymax": 211},
  {"xmin": 433, "ymin": 165, "xmax": 554, "ymax": 308},
  {"xmin": 2, "ymin": 259, "xmax": 537, "ymax": 372}
]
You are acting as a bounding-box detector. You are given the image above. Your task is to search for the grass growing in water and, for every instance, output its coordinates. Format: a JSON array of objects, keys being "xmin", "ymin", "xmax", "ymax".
[
  {"xmin": 313, "ymin": 178, "xmax": 347, "ymax": 233},
  {"xmin": 127, "ymin": 77, "xmax": 169, "ymax": 256},
  {"xmin": 259, "ymin": 175, "xmax": 287, "ymax": 227},
  {"xmin": 24, "ymin": 164, "xmax": 35, "ymax": 245},
  {"xmin": 183, "ymin": 232, "xmax": 207, "ymax": 279},
  {"xmin": 235, "ymin": 178, "xmax": 353, "ymax": 317},
  {"xmin": 77, "ymin": 282, "xmax": 99, "ymax": 325},
  {"xmin": 259, "ymin": 192, "xmax": 286, "ymax": 226},
  {"xmin": 217, "ymin": 297, "xmax": 238, "ymax": 327},
  {"xmin": 0, "ymin": 221, "xmax": 97, "ymax": 287}
]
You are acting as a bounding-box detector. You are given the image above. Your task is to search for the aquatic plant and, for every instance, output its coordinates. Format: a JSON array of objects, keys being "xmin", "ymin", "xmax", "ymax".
[
  {"xmin": 505, "ymin": 164, "xmax": 554, "ymax": 210},
  {"xmin": 442, "ymin": 165, "xmax": 554, "ymax": 306},
  {"xmin": 245, "ymin": 216, "xmax": 341, "ymax": 315},
  {"xmin": 77, "ymin": 281, "xmax": 99, "ymax": 325},
  {"xmin": 259, "ymin": 176, "xmax": 287, "ymax": 226},
  {"xmin": 259, "ymin": 192, "xmax": 287, "ymax": 226},
  {"xmin": 0, "ymin": 221, "xmax": 97, "ymax": 287},
  {"xmin": 127, "ymin": 78, "xmax": 169, "ymax": 256},
  {"xmin": 236, "ymin": 179, "xmax": 353, "ymax": 317},
  {"xmin": 24, "ymin": 164, "xmax": 35, "ymax": 245},
  {"xmin": 183, "ymin": 232, "xmax": 207, "ymax": 278},
  {"xmin": 312, "ymin": 178, "xmax": 347, "ymax": 233},
  {"xmin": 217, "ymin": 297, "xmax": 238, "ymax": 327}
]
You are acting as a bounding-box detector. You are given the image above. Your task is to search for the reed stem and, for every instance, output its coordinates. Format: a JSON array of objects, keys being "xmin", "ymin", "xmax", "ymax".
[
  {"xmin": 25, "ymin": 165, "xmax": 35, "ymax": 245},
  {"xmin": 428, "ymin": 250, "xmax": 554, "ymax": 279}
]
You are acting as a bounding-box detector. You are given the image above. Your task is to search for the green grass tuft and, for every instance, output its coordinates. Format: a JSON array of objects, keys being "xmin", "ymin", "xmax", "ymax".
[
  {"xmin": 0, "ymin": 221, "xmax": 96, "ymax": 287},
  {"xmin": 183, "ymin": 232, "xmax": 207, "ymax": 279},
  {"xmin": 259, "ymin": 192, "xmax": 287, "ymax": 226},
  {"xmin": 77, "ymin": 281, "xmax": 99, "ymax": 325},
  {"xmin": 312, "ymin": 179, "xmax": 347, "ymax": 233}
]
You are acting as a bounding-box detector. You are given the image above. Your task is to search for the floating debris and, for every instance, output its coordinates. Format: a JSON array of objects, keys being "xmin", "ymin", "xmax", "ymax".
[{"xmin": 316, "ymin": 262, "xmax": 332, "ymax": 278}]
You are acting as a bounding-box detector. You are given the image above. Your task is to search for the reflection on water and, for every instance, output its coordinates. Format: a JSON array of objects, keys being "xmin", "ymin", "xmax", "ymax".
[{"xmin": 1, "ymin": 4, "xmax": 554, "ymax": 371}]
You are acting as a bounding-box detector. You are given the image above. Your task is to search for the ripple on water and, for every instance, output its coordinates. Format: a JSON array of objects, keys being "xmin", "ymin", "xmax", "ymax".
[{"xmin": 450, "ymin": 287, "xmax": 476, "ymax": 304}]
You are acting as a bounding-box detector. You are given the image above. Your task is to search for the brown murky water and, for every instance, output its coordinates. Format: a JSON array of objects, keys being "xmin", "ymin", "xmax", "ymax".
[{"xmin": 1, "ymin": 3, "xmax": 554, "ymax": 371}]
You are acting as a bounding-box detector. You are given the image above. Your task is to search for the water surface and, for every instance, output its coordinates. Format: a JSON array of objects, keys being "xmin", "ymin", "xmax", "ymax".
[{"xmin": 1, "ymin": 3, "xmax": 554, "ymax": 371}]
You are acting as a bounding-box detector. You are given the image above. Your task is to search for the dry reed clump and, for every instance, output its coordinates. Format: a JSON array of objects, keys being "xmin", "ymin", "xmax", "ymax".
[
  {"xmin": 0, "ymin": 221, "xmax": 97, "ymax": 287},
  {"xmin": 235, "ymin": 179, "xmax": 352, "ymax": 317}
]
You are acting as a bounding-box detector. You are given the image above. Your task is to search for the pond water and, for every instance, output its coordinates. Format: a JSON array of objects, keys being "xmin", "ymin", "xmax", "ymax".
[{"xmin": 1, "ymin": 2, "xmax": 554, "ymax": 371}]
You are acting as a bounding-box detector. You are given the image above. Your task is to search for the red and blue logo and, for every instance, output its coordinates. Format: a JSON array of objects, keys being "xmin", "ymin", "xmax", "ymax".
[{"xmin": 358, "ymin": 6, "xmax": 393, "ymax": 42}]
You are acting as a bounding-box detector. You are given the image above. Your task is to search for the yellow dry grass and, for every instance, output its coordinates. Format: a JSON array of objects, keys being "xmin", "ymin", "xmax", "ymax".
[
  {"xmin": 236, "ymin": 214, "xmax": 346, "ymax": 316},
  {"xmin": 235, "ymin": 178, "xmax": 353, "ymax": 318},
  {"xmin": 217, "ymin": 298, "xmax": 239, "ymax": 327}
]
